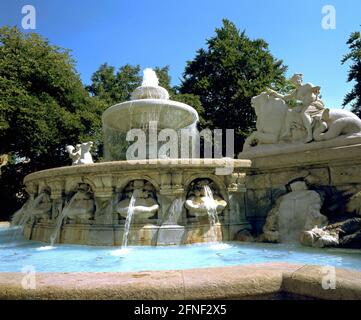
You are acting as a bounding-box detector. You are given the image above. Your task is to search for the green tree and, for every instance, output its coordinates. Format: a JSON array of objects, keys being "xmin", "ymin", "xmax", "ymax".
[
  {"xmin": 0, "ymin": 26, "xmax": 103, "ymax": 219},
  {"xmin": 342, "ymin": 29, "xmax": 361, "ymax": 116},
  {"xmin": 154, "ymin": 66, "xmax": 206, "ymax": 127},
  {"xmin": 179, "ymin": 19, "xmax": 287, "ymax": 153},
  {"xmin": 87, "ymin": 63, "xmax": 141, "ymax": 105}
]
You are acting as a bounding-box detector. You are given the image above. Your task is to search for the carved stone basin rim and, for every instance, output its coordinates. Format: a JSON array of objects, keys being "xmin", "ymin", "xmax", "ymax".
[{"xmin": 24, "ymin": 159, "xmax": 252, "ymax": 183}]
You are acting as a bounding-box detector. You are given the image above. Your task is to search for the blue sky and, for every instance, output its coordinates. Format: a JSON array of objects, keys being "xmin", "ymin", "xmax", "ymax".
[{"xmin": 1, "ymin": 0, "xmax": 360, "ymax": 109}]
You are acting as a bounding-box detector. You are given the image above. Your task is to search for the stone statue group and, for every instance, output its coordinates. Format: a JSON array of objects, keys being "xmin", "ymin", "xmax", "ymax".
[
  {"xmin": 244, "ymin": 74, "xmax": 361, "ymax": 150},
  {"xmin": 66, "ymin": 141, "xmax": 94, "ymax": 165},
  {"xmin": 261, "ymin": 179, "xmax": 361, "ymax": 248}
]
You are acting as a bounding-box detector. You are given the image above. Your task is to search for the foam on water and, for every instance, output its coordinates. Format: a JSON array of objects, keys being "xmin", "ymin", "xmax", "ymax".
[
  {"xmin": 110, "ymin": 248, "xmax": 132, "ymax": 256},
  {"xmin": 36, "ymin": 246, "xmax": 56, "ymax": 251}
]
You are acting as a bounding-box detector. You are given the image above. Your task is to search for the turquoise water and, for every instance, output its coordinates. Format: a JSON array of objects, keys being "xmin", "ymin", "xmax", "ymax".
[{"xmin": 1, "ymin": 227, "xmax": 361, "ymax": 272}]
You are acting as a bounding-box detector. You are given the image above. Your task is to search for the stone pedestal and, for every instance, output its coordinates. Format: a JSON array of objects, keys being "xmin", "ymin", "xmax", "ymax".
[{"xmin": 156, "ymin": 224, "xmax": 185, "ymax": 245}]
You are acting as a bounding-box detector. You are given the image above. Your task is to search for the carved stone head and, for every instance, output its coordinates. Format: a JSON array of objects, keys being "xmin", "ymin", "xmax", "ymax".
[{"xmin": 290, "ymin": 73, "xmax": 303, "ymax": 86}]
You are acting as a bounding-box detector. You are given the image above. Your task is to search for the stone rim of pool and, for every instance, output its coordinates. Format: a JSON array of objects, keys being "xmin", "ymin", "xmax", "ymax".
[
  {"xmin": 1, "ymin": 263, "xmax": 361, "ymax": 300},
  {"xmin": 2, "ymin": 225, "xmax": 361, "ymax": 299}
]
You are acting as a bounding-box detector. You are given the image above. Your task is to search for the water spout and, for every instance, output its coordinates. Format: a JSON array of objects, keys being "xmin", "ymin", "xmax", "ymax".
[
  {"xmin": 50, "ymin": 195, "xmax": 77, "ymax": 246},
  {"xmin": 142, "ymin": 68, "xmax": 159, "ymax": 87},
  {"xmin": 121, "ymin": 190, "xmax": 138, "ymax": 249},
  {"xmin": 165, "ymin": 198, "xmax": 184, "ymax": 225},
  {"xmin": 203, "ymin": 185, "xmax": 219, "ymax": 242},
  {"xmin": 130, "ymin": 68, "xmax": 169, "ymax": 100}
]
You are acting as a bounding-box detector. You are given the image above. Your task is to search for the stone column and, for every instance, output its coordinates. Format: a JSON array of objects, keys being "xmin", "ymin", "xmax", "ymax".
[
  {"xmin": 157, "ymin": 171, "xmax": 185, "ymax": 245},
  {"xmin": 48, "ymin": 180, "xmax": 65, "ymax": 221},
  {"xmin": 94, "ymin": 190, "xmax": 114, "ymax": 225},
  {"xmin": 91, "ymin": 175, "xmax": 114, "ymax": 225},
  {"xmin": 226, "ymin": 172, "xmax": 250, "ymax": 239}
]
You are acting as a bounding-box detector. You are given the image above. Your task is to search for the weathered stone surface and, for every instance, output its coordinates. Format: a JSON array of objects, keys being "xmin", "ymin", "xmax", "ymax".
[
  {"xmin": 0, "ymin": 271, "xmax": 184, "ymax": 300},
  {"xmin": 242, "ymin": 141, "xmax": 361, "ymax": 170},
  {"xmin": 182, "ymin": 264, "xmax": 289, "ymax": 300},
  {"xmin": 243, "ymin": 143, "xmax": 361, "ymax": 239},
  {"xmin": 282, "ymin": 265, "xmax": 361, "ymax": 300},
  {"xmin": 330, "ymin": 164, "xmax": 361, "ymax": 186},
  {"xmin": 0, "ymin": 263, "xmax": 298, "ymax": 300},
  {"xmin": 245, "ymin": 173, "xmax": 271, "ymax": 189},
  {"xmin": 1, "ymin": 263, "xmax": 360, "ymax": 300},
  {"xmin": 234, "ymin": 229, "xmax": 255, "ymax": 242},
  {"xmin": 16, "ymin": 159, "xmax": 251, "ymax": 246},
  {"xmin": 262, "ymin": 181, "xmax": 328, "ymax": 243},
  {"xmin": 246, "ymin": 189, "xmax": 273, "ymax": 218}
]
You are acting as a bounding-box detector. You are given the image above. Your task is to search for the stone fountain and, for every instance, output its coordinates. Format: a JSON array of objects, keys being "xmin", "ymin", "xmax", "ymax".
[
  {"xmin": 14, "ymin": 70, "xmax": 361, "ymax": 249},
  {"xmin": 239, "ymin": 73, "xmax": 361, "ymax": 249},
  {"xmin": 102, "ymin": 68, "xmax": 199, "ymax": 160},
  {"xmin": 13, "ymin": 68, "xmax": 251, "ymax": 246}
]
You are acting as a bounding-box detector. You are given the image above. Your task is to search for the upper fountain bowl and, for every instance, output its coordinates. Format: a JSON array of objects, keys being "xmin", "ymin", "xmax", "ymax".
[
  {"xmin": 102, "ymin": 99, "xmax": 199, "ymax": 132},
  {"xmin": 102, "ymin": 68, "xmax": 199, "ymax": 132}
]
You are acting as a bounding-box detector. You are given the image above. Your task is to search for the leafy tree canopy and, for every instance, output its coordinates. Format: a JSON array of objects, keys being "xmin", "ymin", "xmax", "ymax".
[
  {"xmin": 179, "ymin": 19, "xmax": 287, "ymax": 152},
  {"xmin": 342, "ymin": 28, "xmax": 361, "ymax": 116},
  {"xmin": 0, "ymin": 26, "xmax": 104, "ymax": 219}
]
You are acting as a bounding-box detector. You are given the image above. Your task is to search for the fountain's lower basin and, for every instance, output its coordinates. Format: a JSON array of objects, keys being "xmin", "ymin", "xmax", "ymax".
[
  {"xmin": 2, "ymin": 227, "xmax": 361, "ymax": 273},
  {"xmin": 19, "ymin": 159, "xmax": 251, "ymax": 246}
]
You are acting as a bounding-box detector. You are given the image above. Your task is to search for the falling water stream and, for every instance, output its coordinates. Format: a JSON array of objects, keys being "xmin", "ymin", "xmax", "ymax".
[
  {"xmin": 203, "ymin": 185, "xmax": 219, "ymax": 242},
  {"xmin": 121, "ymin": 190, "xmax": 138, "ymax": 249},
  {"xmin": 165, "ymin": 198, "xmax": 184, "ymax": 225},
  {"xmin": 49, "ymin": 195, "xmax": 77, "ymax": 246}
]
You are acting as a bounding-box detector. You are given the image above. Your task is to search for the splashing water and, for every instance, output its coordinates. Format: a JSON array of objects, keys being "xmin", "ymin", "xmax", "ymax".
[
  {"xmin": 110, "ymin": 247, "xmax": 131, "ymax": 256},
  {"xmin": 142, "ymin": 68, "xmax": 159, "ymax": 87},
  {"xmin": 165, "ymin": 198, "xmax": 184, "ymax": 225},
  {"xmin": 121, "ymin": 190, "xmax": 138, "ymax": 249},
  {"xmin": 36, "ymin": 246, "xmax": 56, "ymax": 251},
  {"xmin": 203, "ymin": 185, "xmax": 219, "ymax": 242}
]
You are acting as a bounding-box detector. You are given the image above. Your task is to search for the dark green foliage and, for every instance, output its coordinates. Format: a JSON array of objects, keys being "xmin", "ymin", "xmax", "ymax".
[
  {"xmin": 342, "ymin": 29, "xmax": 361, "ymax": 116},
  {"xmin": 87, "ymin": 63, "xmax": 141, "ymax": 104},
  {"xmin": 179, "ymin": 19, "xmax": 287, "ymax": 153},
  {"xmin": 0, "ymin": 27, "xmax": 104, "ymax": 219}
]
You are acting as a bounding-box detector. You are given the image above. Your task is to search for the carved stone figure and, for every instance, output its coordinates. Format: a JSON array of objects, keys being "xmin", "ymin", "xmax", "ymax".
[
  {"xmin": 66, "ymin": 144, "xmax": 81, "ymax": 165},
  {"xmin": 65, "ymin": 184, "xmax": 95, "ymax": 223},
  {"xmin": 301, "ymin": 189, "xmax": 361, "ymax": 248},
  {"xmin": 243, "ymin": 74, "xmax": 361, "ymax": 151},
  {"xmin": 66, "ymin": 141, "xmax": 94, "ymax": 165},
  {"xmin": 243, "ymin": 92, "xmax": 289, "ymax": 150},
  {"xmin": 301, "ymin": 218, "xmax": 361, "ymax": 248},
  {"xmin": 31, "ymin": 189, "xmax": 52, "ymax": 222},
  {"xmin": 185, "ymin": 179, "xmax": 227, "ymax": 219},
  {"xmin": 268, "ymin": 74, "xmax": 324, "ymax": 143},
  {"xmin": 312, "ymin": 108, "xmax": 361, "ymax": 141},
  {"xmin": 116, "ymin": 180, "xmax": 159, "ymax": 222},
  {"xmin": 262, "ymin": 180, "xmax": 328, "ymax": 243}
]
